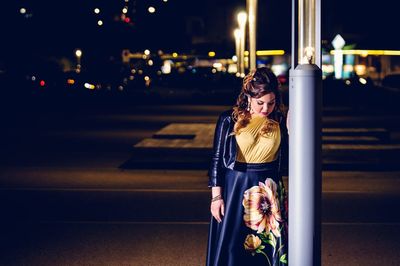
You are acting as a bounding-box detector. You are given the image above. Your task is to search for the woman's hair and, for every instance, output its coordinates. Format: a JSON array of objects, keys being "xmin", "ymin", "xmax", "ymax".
[{"xmin": 232, "ymin": 67, "xmax": 284, "ymax": 135}]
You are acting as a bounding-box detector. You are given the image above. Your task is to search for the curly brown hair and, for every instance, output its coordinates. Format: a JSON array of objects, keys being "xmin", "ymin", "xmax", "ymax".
[{"xmin": 232, "ymin": 67, "xmax": 284, "ymax": 136}]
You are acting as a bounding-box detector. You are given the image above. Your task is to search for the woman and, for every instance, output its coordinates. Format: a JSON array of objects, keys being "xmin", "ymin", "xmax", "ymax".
[{"xmin": 206, "ymin": 67, "xmax": 289, "ymax": 266}]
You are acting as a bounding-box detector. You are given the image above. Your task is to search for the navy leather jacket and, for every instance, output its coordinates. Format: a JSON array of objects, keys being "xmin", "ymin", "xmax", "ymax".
[{"xmin": 207, "ymin": 109, "xmax": 289, "ymax": 188}]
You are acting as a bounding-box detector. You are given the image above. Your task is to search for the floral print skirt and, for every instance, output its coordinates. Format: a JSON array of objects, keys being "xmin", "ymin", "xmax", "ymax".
[{"xmin": 206, "ymin": 161, "xmax": 288, "ymax": 266}]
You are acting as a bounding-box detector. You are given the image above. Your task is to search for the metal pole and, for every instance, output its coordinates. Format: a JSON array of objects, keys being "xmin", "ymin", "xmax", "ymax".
[
  {"xmin": 315, "ymin": 0, "xmax": 321, "ymax": 67},
  {"xmin": 289, "ymin": 0, "xmax": 322, "ymax": 265},
  {"xmin": 247, "ymin": 0, "xmax": 257, "ymax": 71},
  {"xmin": 238, "ymin": 12, "xmax": 247, "ymax": 77},
  {"xmin": 289, "ymin": 65, "xmax": 322, "ymax": 266},
  {"xmin": 291, "ymin": 0, "xmax": 298, "ymax": 69},
  {"xmin": 234, "ymin": 29, "xmax": 241, "ymax": 76},
  {"xmin": 240, "ymin": 25, "xmax": 246, "ymax": 76}
]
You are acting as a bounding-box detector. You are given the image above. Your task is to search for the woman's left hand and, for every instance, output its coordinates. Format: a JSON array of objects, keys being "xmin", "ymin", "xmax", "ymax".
[{"xmin": 286, "ymin": 109, "xmax": 290, "ymax": 135}]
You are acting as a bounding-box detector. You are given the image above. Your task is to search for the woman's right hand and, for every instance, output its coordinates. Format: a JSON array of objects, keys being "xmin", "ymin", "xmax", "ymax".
[{"xmin": 210, "ymin": 199, "xmax": 225, "ymax": 223}]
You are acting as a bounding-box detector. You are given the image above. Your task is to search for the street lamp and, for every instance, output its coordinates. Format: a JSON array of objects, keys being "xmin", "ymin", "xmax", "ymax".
[
  {"xmin": 148, "ymin": 7, "xmax": 156, "ymax": 13},
  {"xmin": 298, "ymin": 0, "xmax": 318, "ymax": 64},
  {"xmin": 289, "ymin": 0, "xmax": 322, "ymax": 265},
  {"xmin": 247, "ymin": 0, "xmax": 258, "ymax": 71},
  {"xmin": 237, "ymin": 11, "xmax": 247, "ymax": 77},
  {"xmin": 234, "ymin": 28, "xmax": 241, "ymax": 76},
  {"xmin": 75, "ymin": 49, "xmax": 82, "ymax": 73}
]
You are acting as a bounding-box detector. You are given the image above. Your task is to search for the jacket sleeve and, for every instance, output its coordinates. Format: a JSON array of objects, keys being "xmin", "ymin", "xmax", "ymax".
[{"xmin": 207, "ymin": 111, "xmax": 230, "ymax": 188}]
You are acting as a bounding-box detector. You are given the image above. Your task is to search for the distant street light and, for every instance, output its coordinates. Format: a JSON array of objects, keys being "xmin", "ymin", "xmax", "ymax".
[
  {"xmin": 247, "ymin": 0, "xmax": 258, "ymax": 71},
  {"xmin": 122, "ymin": 7, "xmax": 128, "ymax": 14},
  {"xmin": 144, "ymin": 76, "xmax": 151, "ymax": 87},
  {"xmin": 94, "ymin": 8, "xmax": 100, "ymax": 14},
  {"xmin": 75, "ymin": 49, "xmax": 82, "ymax": 72},
  {"xmin": 75, "ymin": 49, "xmax": 82, "ymax": 58},
  {"xmin": 234, "ymin": 28, "xmax": 241, "ymax": 75},
  {"xmin": 148, "ymin": 7, "xmax": 156, "ymax": 13},
  {"xmin": 97, "ymin": 20, "xmax": 103, "ymax": 26},
  {"xmin": 237, "ymin": 11, "xmax": 247, "ymax": 77},
  {"xmin": 20, "ymin": 8, "xmax": 27, "ymax": 14}
]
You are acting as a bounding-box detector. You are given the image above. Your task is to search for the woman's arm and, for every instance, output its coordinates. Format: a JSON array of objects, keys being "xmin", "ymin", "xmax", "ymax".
[
  {"xmin": 208, "ymin": 111, "xmax": 230, "ymax": 222},
  {"xmin": 207, "ymin": 111, "xmax": 229, "ymax": 188}
]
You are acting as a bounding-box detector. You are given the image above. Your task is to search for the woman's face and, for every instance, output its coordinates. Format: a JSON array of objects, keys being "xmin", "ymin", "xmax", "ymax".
[{"xmin": 249, "ymin": 92, "xmax": 276, "ymax": 117}]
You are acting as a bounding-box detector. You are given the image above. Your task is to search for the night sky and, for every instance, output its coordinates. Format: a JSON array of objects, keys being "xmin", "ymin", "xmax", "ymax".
[{"xmin": 0, "ymin": 0, "xmax": 398, "ymax": 61}]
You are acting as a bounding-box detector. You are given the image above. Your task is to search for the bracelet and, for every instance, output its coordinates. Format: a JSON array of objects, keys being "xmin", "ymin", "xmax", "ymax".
[{"xmin": 211, "ymin": 194, "xmax": 222, "ymax": 202}]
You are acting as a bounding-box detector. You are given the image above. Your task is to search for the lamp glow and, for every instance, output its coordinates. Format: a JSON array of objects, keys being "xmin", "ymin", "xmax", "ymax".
[
  {"xmin": 330, "ymin": 50, "xmax": 400, "ymax": 56},
  {"xmin": 75, "ymin": 49, "xmax": 82, "ymax": 58},
  {"xmin": 256, "ymin": 50, "xmax": 285, "ymax": 56},
  {"xmin": 84, "ymin": 83, "xmax": 95, "ymax": 90}
]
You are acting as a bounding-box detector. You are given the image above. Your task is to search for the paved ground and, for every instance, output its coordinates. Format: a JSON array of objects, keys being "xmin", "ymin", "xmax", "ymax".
[
  {"xmin": 1, "ymin": 104, "xmax": 400, "ymax": 265},
  {"xmin": 1, "ymin": 222, "xmax": 400, "ymax": 266}
]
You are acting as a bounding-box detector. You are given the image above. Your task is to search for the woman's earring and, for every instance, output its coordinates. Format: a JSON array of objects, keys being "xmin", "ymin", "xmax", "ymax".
[{"xmin": 247, "ymin": 102, "xmax": 251, "ymax": 111}]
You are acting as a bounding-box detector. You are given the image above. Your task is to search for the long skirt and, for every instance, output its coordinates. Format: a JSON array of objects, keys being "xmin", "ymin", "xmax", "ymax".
[{"xmin": 206, "ymin": 161, "xmax": 288, "ymax": 266}]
